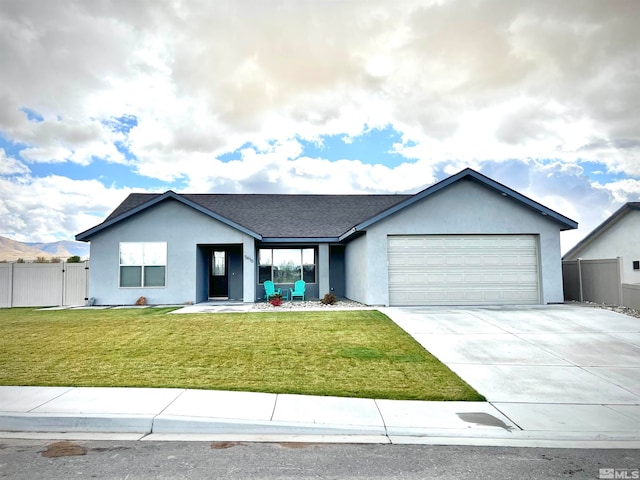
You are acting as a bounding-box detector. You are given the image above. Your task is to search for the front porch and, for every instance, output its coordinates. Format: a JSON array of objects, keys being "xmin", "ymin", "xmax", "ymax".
[
  {"xmin": 195, "ymin": 242, "xmax": 345, "ymax": 304},
  {"xmin": 196, "ymin": 239, "xmax": 256, "ymax": 304}
]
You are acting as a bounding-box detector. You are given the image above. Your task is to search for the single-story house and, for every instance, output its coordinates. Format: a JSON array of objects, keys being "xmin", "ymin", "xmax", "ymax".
[
  {"xmin": 563, "ymin": 202, "xmax": 640, "ymax": 284},
  {"xmin": 75, "ymin": 168, "xmax": 577, "ymax": 306}
]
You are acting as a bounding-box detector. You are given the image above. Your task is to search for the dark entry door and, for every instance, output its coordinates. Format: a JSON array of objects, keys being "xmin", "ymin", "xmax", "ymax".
[{"xmin": 209, "ymin": 250, "xmax": 228, "ymax": 298}]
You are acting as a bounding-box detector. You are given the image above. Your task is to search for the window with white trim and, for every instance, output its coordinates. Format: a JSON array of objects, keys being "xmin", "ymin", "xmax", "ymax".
[
  {"xmin": 258, "ymin": 248, "xmax": 316, "ymax": 284},
  {"xmin": 119, "ymin": 242, "xmax": 167, "ymax": 288}
]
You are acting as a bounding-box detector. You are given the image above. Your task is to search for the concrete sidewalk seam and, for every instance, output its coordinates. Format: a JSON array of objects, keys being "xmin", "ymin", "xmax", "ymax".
[
  {"xmin": 489, "ymin": 402, "xmax": 524, "ymax": 431},
  {"xmin": 150, "ymin": 388, "xmax": 187, "ymax": 434},
  {"xmin": 27, "ymin": 387, "xmax": 76, "ymax": 413},
  {"xmin": 372, "ymin": 399, "xmax": 390, "ymax": 438},
  {"xmin": 588, "ymin": 369, "xmax": 640, "ymax": 399},
  {"xmin": 602, "ymin": 404, "xmax": 640, "ymax": 423},
  {"xmin": 508, "ymin": 331, "xmax": 576, "ymax": 366},
  {"xmin": 269, "ymin": 394, "xmax": 279, "ymax": 422}
]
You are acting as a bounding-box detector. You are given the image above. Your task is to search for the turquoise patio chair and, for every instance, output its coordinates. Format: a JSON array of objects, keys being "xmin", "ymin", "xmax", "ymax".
[
  {"xmin": 290, "ymin": 280, "xmax": 306, "ymax": 301},
  {"xmin": 263, "ymin": 280, "xmax": 281, "ymax": 301}
]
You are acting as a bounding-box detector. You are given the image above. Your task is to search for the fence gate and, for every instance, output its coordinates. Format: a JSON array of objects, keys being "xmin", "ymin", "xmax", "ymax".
[
  {"xmin": 63, "ymin": 262, "xmax": 90, "ymax": 306},
  {"xmin": 0, "ymin": 261, "xmax": 89, "ymax": 308},
  {"xmin": 562, "ymin": 258, "xmax": 622, "ymax": 305}
]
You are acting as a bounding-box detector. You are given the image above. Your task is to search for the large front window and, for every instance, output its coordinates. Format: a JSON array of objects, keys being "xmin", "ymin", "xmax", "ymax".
[
  {"xmin": 259, "ymin": 248, "xmax": 316, "ymax": 284},
  {"xmin": 119, "ymin": 242, "xmax": 167, "ymax": 288}
]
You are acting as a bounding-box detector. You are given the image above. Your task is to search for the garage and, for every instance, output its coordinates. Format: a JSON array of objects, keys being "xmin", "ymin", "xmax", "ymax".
[{"xmin": 388, "ymin": 234, "xmax": 540, "ymax": 306}]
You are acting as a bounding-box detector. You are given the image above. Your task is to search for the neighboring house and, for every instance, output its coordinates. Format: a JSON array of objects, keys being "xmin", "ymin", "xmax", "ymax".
[
  {"xmin": 563, "ymin": 202, "xmax": 640, "ymax": 284},
  {"xmin": 75, "ymin": 168, "xmax": 577, "ymax": 306}
]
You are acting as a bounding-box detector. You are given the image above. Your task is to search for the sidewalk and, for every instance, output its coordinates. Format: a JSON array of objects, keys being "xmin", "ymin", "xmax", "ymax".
[
  {"xmin": 4, "ymin": 304, "xmax": 639, "ymax": 448},
  {"xmin": 1, "ymin": 386, "xmax": 639, "ymax": 448}
]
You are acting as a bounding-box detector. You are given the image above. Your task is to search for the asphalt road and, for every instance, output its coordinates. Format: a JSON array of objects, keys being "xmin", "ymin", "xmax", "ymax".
[{"xmin": 1, "ymin": 439, "xmax": 638, "ymax": 479}]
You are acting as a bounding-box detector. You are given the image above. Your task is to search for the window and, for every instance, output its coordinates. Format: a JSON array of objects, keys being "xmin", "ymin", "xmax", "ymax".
[
  {"xmin": 258, "ymin": 249, "xmax": 272, "ymax": 283},
  {"xmin": 634, "ymin": 261, "xmax": 640, "ymax": 271},
  {"xmin": 119, "ymin": 242, "xmax": 167, "ymax": 288},
  {"xmin": 212, "ymin": 251, "xmax": 226, "ymax": 276},
  {"xmin": 258, "ymin": 248, "xmax": 316, "ymax": 284}
]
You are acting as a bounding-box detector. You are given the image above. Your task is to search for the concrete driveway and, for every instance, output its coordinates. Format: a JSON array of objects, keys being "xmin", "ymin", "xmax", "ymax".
[
  {"xmin": 1, "ymin": 303, "xmax": 639, "ymax": 446},
  {"xmin": 380, "ymin": 304, "xmax": 640, "ymax": 433}
]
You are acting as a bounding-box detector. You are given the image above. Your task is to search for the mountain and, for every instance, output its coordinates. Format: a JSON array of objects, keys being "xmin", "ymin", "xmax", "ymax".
[
  {"xmin": 0, "ymin": 236, "xmax": 89, "ymax": 262},
  {"xmin": 24, "ymin": 240, "xmax": 90, "ymax": 258}
]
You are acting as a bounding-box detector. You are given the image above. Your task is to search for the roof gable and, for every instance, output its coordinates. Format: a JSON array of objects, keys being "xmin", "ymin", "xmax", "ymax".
[
  {"xmin": 563, "ymin": 202, "xmax": 640, "ymax": 259},
  {"xmin": 76, "ymin": 191, "xmax": 264, "ymax": 241},
  {"xmin": 344, "ymin": 168, "xmax": 578, "ymax": 237}
]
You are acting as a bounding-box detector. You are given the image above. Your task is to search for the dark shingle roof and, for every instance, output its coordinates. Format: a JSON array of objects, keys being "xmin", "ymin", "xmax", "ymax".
[
  {"xmin": 78, "ymin": 168, "xmax": 578, "ymax": 242},
  {"xmin": 105, "ymin": 193, "xmax": 411, "ymax": 238}
]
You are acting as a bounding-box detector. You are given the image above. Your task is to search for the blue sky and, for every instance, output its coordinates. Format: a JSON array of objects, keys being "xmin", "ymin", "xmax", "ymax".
[
  {"xmin": 219, "ymin": 126, "xmax": 414, "ymax": 166},
  {"xmin": 1, "ymin": 0, "xmax": 640, "ymax": 253}
]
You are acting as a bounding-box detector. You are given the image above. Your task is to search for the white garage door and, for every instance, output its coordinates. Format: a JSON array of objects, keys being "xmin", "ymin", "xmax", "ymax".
[{"xmin": 388, "ymin": 235, "xmax": 540, "ymax": 306}]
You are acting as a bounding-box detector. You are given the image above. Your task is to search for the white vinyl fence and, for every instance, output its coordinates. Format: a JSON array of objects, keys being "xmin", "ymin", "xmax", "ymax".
[
  {"xmin": 0, "ymin": 261, "xmax": 89, "ymax": 308},
  {"xmin": 622, "ymin": 283, "xmax": 640, "ymax": 310},
  {"xmin": 562, "ymin": 257, "xmax": 640, "ymax": 309}
]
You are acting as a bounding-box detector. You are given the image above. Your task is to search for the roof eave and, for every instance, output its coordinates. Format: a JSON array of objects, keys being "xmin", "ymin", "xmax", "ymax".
[
  {"xmin": 563, "ymin": 203, "xmax": 638, "ymax": 259},
  {"xmin": 341, "ymin": 168, "xmax": 578, "ymax": 239},
  {"xmin": 260, "ymin": 237, "xmax": 340, "ymax": 244},
  {"xmin": 462, "ymin": 170, "xmax": 578, "ymax": 231},
  {"xmin": 75, "ymin": 191, "xmax": 262, "ymax": 241}
]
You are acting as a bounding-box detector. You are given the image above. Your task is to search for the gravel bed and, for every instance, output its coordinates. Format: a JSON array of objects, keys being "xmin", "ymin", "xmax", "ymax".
[
  {"xmin": 255, "ymin": 299, "xmax": 640, "ymax": 316},
  {"xmin": 251, "ymin": 299, "xmax": 369, "ymax": 311},
  {"xmin": 257, "ymin": 299, "xmax": 640, "ymax": 316},
  {"xmin": 580, "ymin": 301, "xmax": 640, "ymax": 319}
]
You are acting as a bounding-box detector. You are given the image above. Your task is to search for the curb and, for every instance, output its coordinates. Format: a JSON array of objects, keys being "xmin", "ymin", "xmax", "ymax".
[{"xmin": 2, "ymin": 413, "xmax": 640, "ymax": 449}]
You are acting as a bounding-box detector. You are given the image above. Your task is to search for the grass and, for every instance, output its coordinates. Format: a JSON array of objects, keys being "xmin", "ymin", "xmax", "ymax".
[{"xmin": 0, "ymin": 307, "xmax": 484, "ymax": 401}]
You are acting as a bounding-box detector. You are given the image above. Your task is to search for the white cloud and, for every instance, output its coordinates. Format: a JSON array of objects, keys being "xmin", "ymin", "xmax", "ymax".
[
  {"xmin": 475, "ymin": 159, "xmax": 625, "ymax": 253},
  {"xmin": 0, "ymin": 150, "xmax": 30, "ymax": 175},
  {"xmin": 0, "ymin": 173, "xmax": 132, "ymax": 242},
  {"xmin": 600, "ymin": 178, "xmax": 640, "ymax": 204},
  {"xmin": 0, "ymin": 0, "xmax": 640, "ymax": 245},
  {"xmin": 2, "ymin": 0, "xmax": 638, "ymax": 173},
  {"xmin": 179, "ymin": 137, "xmax": 436, "ymax": 195}
]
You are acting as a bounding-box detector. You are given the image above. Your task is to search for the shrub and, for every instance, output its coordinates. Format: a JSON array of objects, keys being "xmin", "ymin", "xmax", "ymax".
[
  {"xmin": 321, "ymin": 292, "xmax": 337, "ymax": 305},
  {"xmin": 67, "ymin": 256, "xmax": 82, "ymax": 263}
]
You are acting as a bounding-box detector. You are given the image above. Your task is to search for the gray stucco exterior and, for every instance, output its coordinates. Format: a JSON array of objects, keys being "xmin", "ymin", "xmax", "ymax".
[
  {"xmin": 344, "ymin": 178, "xmax": 567, "ymax": 305},
  {"xmin": 563, "ymin": 206, "xmax": 640, "ymax": 284},
  {"xmin": 344, "ymin": 234, "xmax": 367, "ymax": 304},
  {"xmin": 86, "ymin": 199, "xmax": 256, "ymax": 305},
  {"xmin": 78, "ymin": 168, "xmax": 576, "ymax": 307}
]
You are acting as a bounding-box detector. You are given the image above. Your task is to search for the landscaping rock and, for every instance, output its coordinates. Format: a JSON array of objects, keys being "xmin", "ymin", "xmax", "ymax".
[{"xmin": 251, "ymin": 299, "xmax": 369, "ymax": 311}]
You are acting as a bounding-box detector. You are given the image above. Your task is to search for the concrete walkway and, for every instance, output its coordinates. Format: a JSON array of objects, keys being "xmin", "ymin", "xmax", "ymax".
[
  {"xmin": 2, "ymin": 385, "xmax": 638, "ymax": 448},
  {"xmin": 1, "ymin": 304, "xmax": 639, "ymax": 448}
]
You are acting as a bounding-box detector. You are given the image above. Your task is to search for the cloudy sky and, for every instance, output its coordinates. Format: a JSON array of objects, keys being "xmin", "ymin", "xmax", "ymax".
[{"xmin": 1, "ymin": 0, "xmax": 639, "ymax": 252}]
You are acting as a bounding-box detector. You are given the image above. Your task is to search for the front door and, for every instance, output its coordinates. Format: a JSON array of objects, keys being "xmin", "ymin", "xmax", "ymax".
[{"xmin": 209, "ymin": 250, "xmax": 228, "ymax": 298}]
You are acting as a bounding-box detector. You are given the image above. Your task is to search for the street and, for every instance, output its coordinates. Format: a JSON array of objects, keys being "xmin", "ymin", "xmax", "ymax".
[{"xmin": 1, "ymin": 439, "xmax": 638, "ymax": 479}]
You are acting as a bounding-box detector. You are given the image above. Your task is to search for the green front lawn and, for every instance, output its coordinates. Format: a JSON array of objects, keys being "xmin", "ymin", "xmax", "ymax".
[{"xmin": 0, "ymin": 308, "xmax": 484, "ymax": 401}]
